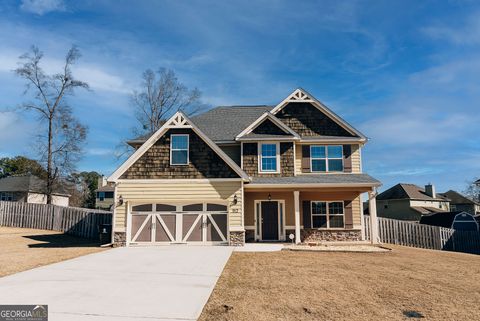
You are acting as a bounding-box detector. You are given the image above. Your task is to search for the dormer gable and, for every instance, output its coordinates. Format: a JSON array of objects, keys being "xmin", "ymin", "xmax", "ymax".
[
  {"xmin": 109, "ymin": 112, "xmax": 249, "ymax": 181},
  {"xmin": 236, "ymin": 112, "xmax": 300, "ymax": 141},
  {"xmin": 271, "ymin": 88, "xmax": 367, "ymax": 139}
]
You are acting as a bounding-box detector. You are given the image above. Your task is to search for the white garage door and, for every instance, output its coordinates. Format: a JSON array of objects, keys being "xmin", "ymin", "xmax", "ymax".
[{"xmin": 130, "ymin": 202, "xmax": 228, "ymax": 245}]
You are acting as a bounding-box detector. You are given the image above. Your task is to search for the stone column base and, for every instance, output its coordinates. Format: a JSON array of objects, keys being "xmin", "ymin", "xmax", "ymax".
[
  {"xmin": 301, "ymin": 229, "xmax": 362, "ymax": 243},
  {"xmin": 229, "ymin": 231, "xmax": 245, "ymax": 246},
  {"xmin": 113, "ymin": 231, "xmax": 126, "ymax": 247}
]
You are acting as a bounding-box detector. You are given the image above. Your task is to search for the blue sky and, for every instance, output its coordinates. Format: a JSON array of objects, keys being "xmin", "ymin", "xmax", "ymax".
[{"xmin": 0, "ymin": 0, "xmax": 479, "ymax": 193}]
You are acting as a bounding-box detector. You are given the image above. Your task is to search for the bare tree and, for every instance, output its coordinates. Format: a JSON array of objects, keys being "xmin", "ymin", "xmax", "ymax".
[
  {"xmin": 131, "ymin": 68, "xmax": 204, "ymax": 135},
  {"xmin": 464, "ymin": 178, "xmax": 480, "ymax": 202},
  {"xmin": 15, "ymin": 46, "xmax": 89, "ymax": 204}
]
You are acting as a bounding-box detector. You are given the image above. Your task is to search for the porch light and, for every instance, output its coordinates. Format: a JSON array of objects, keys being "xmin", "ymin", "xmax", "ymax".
[
  {"xmin": 233, "ymin": 194, "xmax": 238, "ymax": 205},
  {"xmin": 268, "ymin": 193, "xmax": 272, "ymax": 201},
  {"xmin": 117, "ymin": 195, "xmax": 124, "ymax": 206}
]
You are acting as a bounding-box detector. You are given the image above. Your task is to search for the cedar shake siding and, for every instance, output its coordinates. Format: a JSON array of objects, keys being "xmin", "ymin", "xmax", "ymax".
[
  {"xmin": 251, "ymin": 119, "xmax": 289, "ymax": 135},
  {"xmin": 276, "ymin": 102, "xmax": 355, "ymax": 137},
  {"xmin": 120, "ymin": 128, "xmax": 239, "ymax": 179},
  {"xmin": 242, "ymin": 142, "xmax": 294, "ymax": 177}
]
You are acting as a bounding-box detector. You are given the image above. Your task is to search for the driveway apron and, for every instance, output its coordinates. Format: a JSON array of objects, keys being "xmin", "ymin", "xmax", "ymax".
[{"xmin": 0, "ymin": 246, "xmax": 233, "ymax": 321}]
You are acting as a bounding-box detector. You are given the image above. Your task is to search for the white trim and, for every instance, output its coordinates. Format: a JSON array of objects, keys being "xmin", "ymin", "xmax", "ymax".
[
  {"xmin": 254, "ymin": 199, "xmax": 286, "ymax": 241},
  {"xmin": 116, "ymin": 178, "xmax": 242, "ymax": 184},
  {"xmin": 310, "ymin": 200, "xmax": 345, "ymax": 229},
  {"xmin": 126, "ymin": 201, "xmax": 131, "ymax": 247},
  {"xmin": 244, "ymin": 183, "xmax": 381, "ymax": 189},
  {"xmin": 294, "ymin": 191, "xmax": 301, "ymax": 244},
  {"xmin": 310, "ymin": 145, "xmax": 344, "ymax": 173},
  {"xmin": 270, "ymin": 88, "xmax": 367, "ymax": 139},
  {"xmin": 108, "ymin": 111, "xmax": 249, "ymax": 182},
  {"xmin": 237, "ymin": 137, "xmax": 298, "ymax": 142},
  {"xmin": 170, "ymin": 134, "xmax": 189, "ymax": 165},
  {"xmin": 258, "ymin": 142, "xmax": 281, "ymax": 174},
  {"xmin": 236, "ymin": 112, "xmax": 300, "ymax": 139},
  {"xmin": 293, "ymin": 143, "xmax": 297, "ymax": 176},
  {"xmin": 298, "ymin": 138, "xmax": 367, "ymax": 144}
]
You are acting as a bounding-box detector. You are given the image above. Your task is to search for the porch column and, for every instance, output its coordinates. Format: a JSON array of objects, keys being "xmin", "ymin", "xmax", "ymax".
[
  {"xmin": 294, "ymin": 190, "xmax": 301, "ymax": 244},
  {"xmin": 368, "ymin": 189, "xmax": 379, "ymax": 244}
]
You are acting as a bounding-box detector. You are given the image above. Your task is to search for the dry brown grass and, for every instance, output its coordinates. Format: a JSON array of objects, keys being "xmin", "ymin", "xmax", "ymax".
[
  {"xmin": 0, "ymin": 227, "xmax": 106, "ymax": 277},
  {"xmin": 200, "ymin": 245, "xmax": 480, "ymax": 321}
]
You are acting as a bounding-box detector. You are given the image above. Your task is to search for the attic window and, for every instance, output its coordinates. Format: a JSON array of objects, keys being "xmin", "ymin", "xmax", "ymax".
[{"xmin": 170, "ymin": 134, "xmax": 189, "ymax": 165}]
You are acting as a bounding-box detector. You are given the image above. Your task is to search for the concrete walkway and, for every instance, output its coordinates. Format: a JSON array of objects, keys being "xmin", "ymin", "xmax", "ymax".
[{"xmin": 0, "ymin": 246, "xmax": 233, "ymax": 321}]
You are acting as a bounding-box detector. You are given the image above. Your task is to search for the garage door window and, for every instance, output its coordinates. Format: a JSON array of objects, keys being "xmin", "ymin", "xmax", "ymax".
[
  {"xmin": 156, "ymin": 204, "xmax": 177, "ymax": 211},
  {"xmin": 207, "ymin": 203, "xmax": 227, "ymax": 211},
  {"xmin": 132, "ymin": 204, "xmax": 153, "ymax": 212},
  {"xmin": 182, "ymin": 203, "xmax": 203, "ymax": 211}
]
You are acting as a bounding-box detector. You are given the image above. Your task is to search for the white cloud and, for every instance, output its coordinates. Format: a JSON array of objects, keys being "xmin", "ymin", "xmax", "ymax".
[
  {"xmin": 20, "ymin": 0, "xmax": 65, "ymax": 15},
  {"xmin": 422, "ymin": 11, "xmax": 480, "ymax": 45},
  {"xmin": 0, "ymin": 111, "xmax": 34, "ymax": 157}
]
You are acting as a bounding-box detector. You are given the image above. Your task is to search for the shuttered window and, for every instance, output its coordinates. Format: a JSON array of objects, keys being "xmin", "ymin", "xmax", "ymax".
[
  {"xmin": 311, "ymin": 201, "xmax": 344, "ymax": 228},
  {"xmin": 310, "ymin": 145, "xmax": 343, "ymax": 172}
]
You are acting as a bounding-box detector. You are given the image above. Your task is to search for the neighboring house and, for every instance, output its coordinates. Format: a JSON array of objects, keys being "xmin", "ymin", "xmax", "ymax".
[
  {"xmin": 438, "ymin": 190, "xmax": 480, "ymax": 215},
  {"xmin": 420, "ymin": 211, "xmax": 479, "ymax": 231},
  {"xmin": 375, "ymin": 183, "xmax": 450, "ymax": 221},
  {"xmin": 108, "ymin": 88, "xmax": 381, "ymax": 246},
  {"xmin": 0, "ymin": 174, "xmax": 70, "ymax": 206},
  {"xmin": 95, "ymin": 176, "xmax": 115, "ymax": 210},
  {"xmin": 475, "ymin": 179, "xmax": 480, "ymax": 186}
]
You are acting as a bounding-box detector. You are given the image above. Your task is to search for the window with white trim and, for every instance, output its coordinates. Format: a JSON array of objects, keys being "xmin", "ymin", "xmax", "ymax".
[
  {"xmin": 311, "ymin": 201, "xmax": 344, "ymax": 228},
  {"xmin": 260, "ymin": 143, "xmax": 278, "ymax": 172},
  {"xmin": 170, "ymin": 134, "xmax": 189, "ymax": 165},
  {"xmin": 311, "ymin": 145, "xmax": 343, "ymax": 172}
]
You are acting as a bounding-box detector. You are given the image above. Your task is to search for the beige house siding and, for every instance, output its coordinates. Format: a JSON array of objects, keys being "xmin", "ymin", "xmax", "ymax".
[
  {"xmin": 244, "ymin": 189, "xmax": 363, "ymax": 232},
  {"xmin": 113, "ymin": 180, "xmax": 243, "ymax": 232}
]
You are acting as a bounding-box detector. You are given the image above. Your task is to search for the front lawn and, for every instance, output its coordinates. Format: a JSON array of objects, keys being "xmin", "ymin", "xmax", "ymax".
[
  {"xmin": 0, "ymin": 227, "xmax": 106, "ymax": 277},
  {"xmin": 200, "ymin": 245, "xmax": 480, "ymax": 321}
]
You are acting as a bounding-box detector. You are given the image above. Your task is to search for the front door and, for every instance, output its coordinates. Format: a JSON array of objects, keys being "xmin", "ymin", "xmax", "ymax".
[{"xmin": 261, "ymin": 201, "xmax": 279, "ymax": 240}]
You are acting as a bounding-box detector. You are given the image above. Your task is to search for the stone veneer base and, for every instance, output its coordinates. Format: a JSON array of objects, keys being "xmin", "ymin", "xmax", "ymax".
[
  {"xmin": 113, "ymin": 231, "xmax": 126, "ymax": 247},
  {"xmin": 229, "ymin": 231, "xmax": 245, "ymax": 246},
  {"xmin": 301, "ymin": 229, "xmax": 362, "ymax": 243}
]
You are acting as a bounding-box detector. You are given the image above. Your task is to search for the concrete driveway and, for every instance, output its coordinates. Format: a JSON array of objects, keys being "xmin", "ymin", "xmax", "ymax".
[{"xmin": 0, "ymin": 246, "xmax": 233, "ymax": 321}]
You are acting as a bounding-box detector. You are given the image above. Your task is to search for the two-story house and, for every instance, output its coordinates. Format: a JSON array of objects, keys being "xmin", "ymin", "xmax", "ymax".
[{"xmin": 108, "ymin": 89, "xmax": 381, "ymax": 246}]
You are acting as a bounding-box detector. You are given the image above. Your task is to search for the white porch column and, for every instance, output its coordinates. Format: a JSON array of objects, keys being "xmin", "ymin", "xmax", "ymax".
[
  {"xmin": 294, "ymin": 191, "xmax": 301, "ymax": 244},
  {"xmin": 368, "ymin": 189, "xmax": 379, "ymax": 244}
]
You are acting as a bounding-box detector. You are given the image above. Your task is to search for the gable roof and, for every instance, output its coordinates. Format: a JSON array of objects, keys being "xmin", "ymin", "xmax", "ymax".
[
  {"xmin": 236, "ymin": 112, "xmax": 300, "ymax": 140},
  {"xmin": 377, "ymin": 183, "xmax": 449, "ymax": 201},
  {"xmin": 439, "ymin": 190, "xmax": 480, "ymax": 205},
  {"xmin": 126, "ymin": 88, "xmax": 367, "ymax": 145},
  {"xmin": 0, "ymin": 174, "xmax": 70, "ymax": 196},
  {"xmin": 109, "ymin": 112, "xmax": 250, "ymax": 182},
  {"xmin": 269, "ymin": 88, "xmax": 367, "ymax": 140}
]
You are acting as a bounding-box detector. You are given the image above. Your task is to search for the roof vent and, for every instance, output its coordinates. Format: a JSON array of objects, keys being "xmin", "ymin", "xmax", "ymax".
[{"xmin": 425, "ymin": 183, "xmax": 436, "ymax": 198}]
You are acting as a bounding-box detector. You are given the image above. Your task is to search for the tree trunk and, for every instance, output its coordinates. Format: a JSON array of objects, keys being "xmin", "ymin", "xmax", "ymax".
[{"xmin": 46, "ymin": 115, "xmax": 53, "ymax": 204}]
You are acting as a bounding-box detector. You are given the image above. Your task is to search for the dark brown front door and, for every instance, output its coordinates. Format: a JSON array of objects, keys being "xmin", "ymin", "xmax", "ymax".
[{"xmin": 261, "ymin": 201, "xmax": 278, "ymax": 240}]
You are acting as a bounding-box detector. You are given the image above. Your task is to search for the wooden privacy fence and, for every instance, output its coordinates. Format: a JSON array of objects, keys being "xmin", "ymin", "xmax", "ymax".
[
  {"xmin": 365, "ymin": 216, "xmax": 480, "ymax": 255},
  {"xmin": 0, "ymin": 201, "xmax": 112, "ymax": 239}
]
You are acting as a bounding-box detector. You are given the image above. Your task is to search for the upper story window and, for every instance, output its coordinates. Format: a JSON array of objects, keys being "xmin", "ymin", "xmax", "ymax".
[
  {"xmin": 259, "ymin": 143, "xmax": 279, "ymax": 172},
  {"xmin": 310, "ymin": 145, "xmax": 343, "ymax": 172},
  {"xmin": 171, "ymin": 134, "xmax": 189, "ymax": 165}
]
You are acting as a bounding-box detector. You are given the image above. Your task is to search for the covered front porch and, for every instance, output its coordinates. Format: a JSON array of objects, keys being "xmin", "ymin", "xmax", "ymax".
[{"xmin": 243, "ymin": 183, "xmax": 379, "ymax": 244}]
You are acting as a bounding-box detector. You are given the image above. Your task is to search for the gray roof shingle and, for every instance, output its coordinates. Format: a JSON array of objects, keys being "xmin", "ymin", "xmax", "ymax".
[
  {"xmin": 377, "ymin": 183, "xmax": 448, "ymax": 201},
  {"xmin": 0, "ymin": 174, "xmax": 70, "ymax": 196},
  {"xmin": 192, "ymin": 105, "xmax": 273, "ymax": 141},
  {"xmin": 249, "ymin": 174, "xmax": 381, "ymax": 186},
  {"xmin": 128, "ymin": 105, "xmax": 273, "ymax": 144}
]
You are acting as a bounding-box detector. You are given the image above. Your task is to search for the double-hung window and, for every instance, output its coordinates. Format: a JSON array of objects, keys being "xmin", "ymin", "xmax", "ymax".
[
  {"xmin": 311, "ymin": 145, "xmax": 343, "ymax": 172},
  {"xmin": 171, "ymin": 134, "xmax": 189, "ymax": 165},
  {"xmin": 311, "ymin": 201, "xmax": 344, "ymax": 228},
  {"xmin": 260, "ymin": 143, "xmax": 278, "ymax": 172}
]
